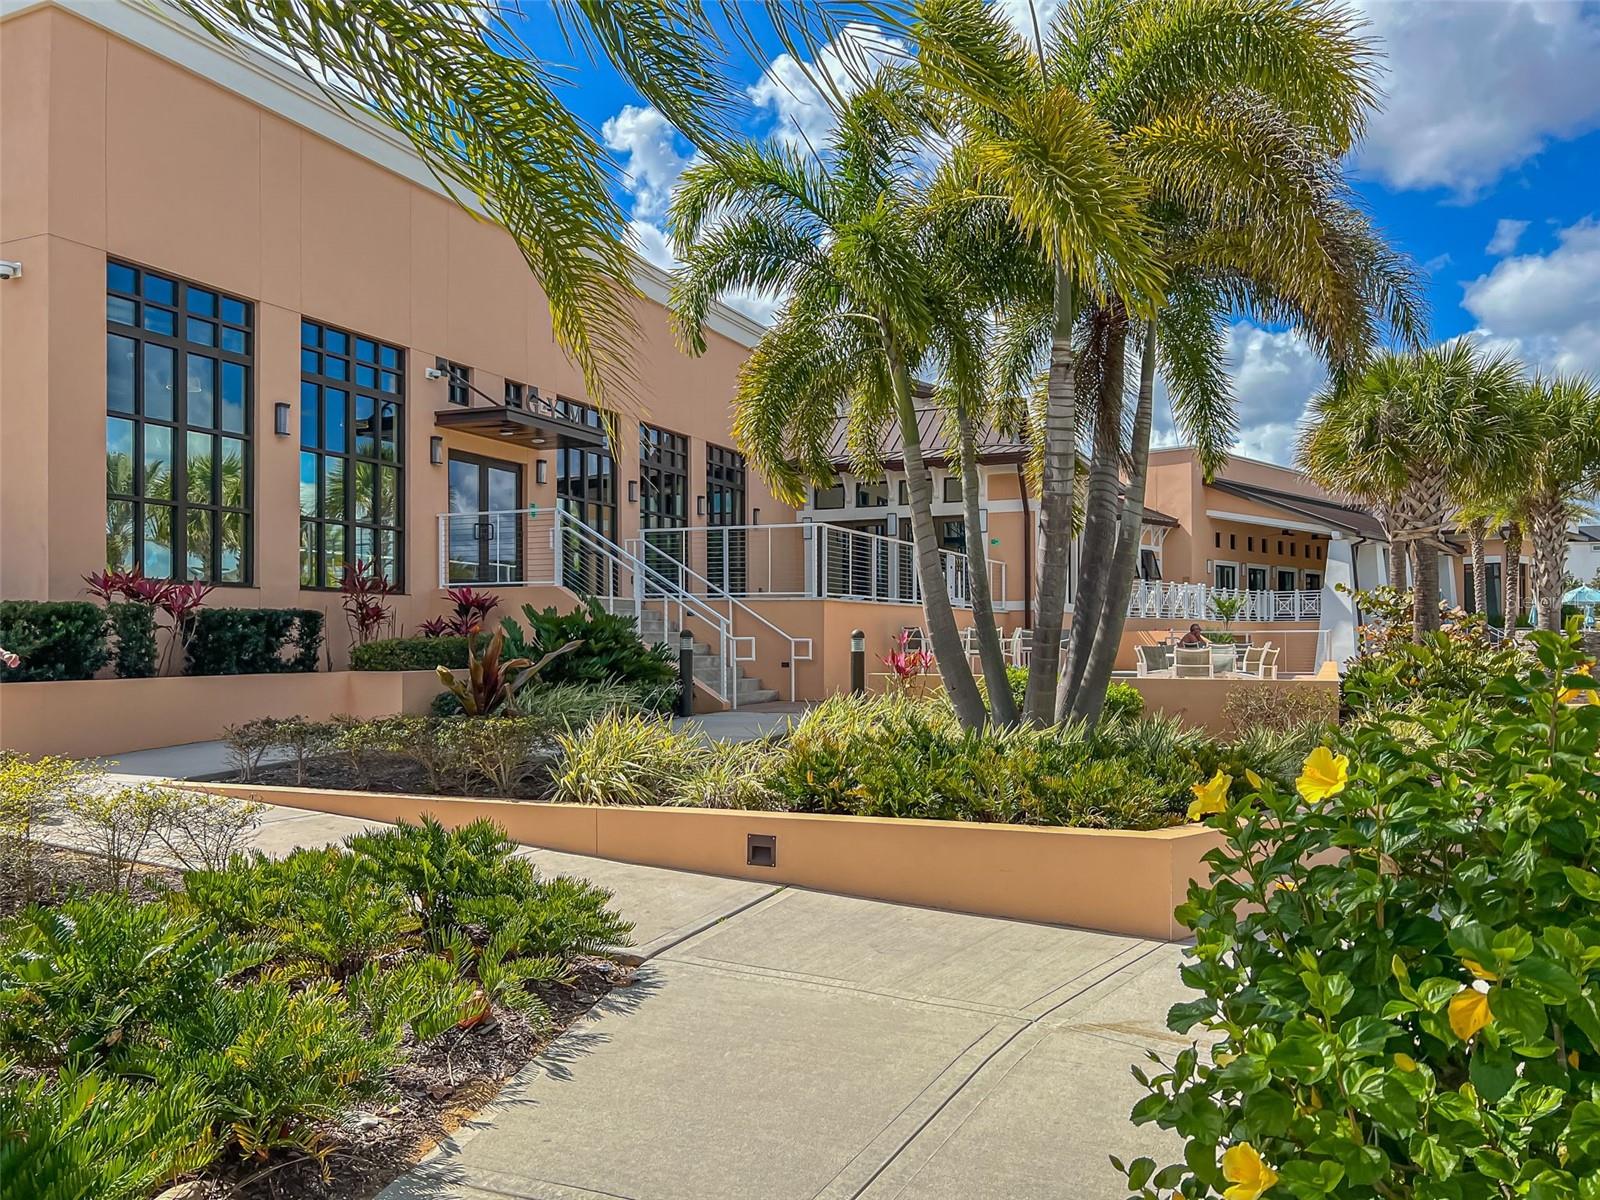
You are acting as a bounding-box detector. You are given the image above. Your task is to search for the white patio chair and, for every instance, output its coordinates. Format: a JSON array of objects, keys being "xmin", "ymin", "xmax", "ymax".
[
  {"xmin": 1173, "ymin": 647, "xmax": 1214, "ymax": 679},
  {"xmin": 1239, "ymin": 645, "xmax": 1265, "ymax": 677},
  {"xmin": 1259, "ymin": 646, "xmax": 1281, "ymax": 679},
  {"xmin": 1009, "ymin": 627, "xmax": 1033, "ymax": 667},
  {"xmin": 1135, "ymin": 644, "xmax": 1172, "ymax": 676}
]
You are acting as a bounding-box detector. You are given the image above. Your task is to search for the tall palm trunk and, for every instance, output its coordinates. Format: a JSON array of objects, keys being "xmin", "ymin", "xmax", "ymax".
[
  {"xmin": 955, "ymin": 405, "xmax": 1017, "ymax": 725},
  {"xmin": 1023, "ymin": 265, "xmax": 1078, "ymax": 725},
  {"xmin": 1529, "ymin": 492, "xmax": 1568, "ymax": 632},
  {"xmin": 884, "ymin": 329, "xmax": 988, "ymax": 727},
  {"xmin": 1058, "ymin": 307, "xmax": 1126, "ymax": 721},
  {"xmin": 1397, "ymin": 476, "xmax": 1448, "ymax": 635},
  {"xmin": 1412, "ymin": 542, "xmax": 1439, "ymax": 640},
  {"xmin": 1467, "ymin": 517, "xmax": 1488, "ymax": 615},
  {"xmin": 1504, "ymin": 519, "xmax": 1524, "ymax": 628},
  {"xmin": 1382, "ymin": 509, "xmax": 1406, "ymax": 592},
  {"xmin": 1073, "ymin": 319, "xmax": 1156, "ymax": 728}
]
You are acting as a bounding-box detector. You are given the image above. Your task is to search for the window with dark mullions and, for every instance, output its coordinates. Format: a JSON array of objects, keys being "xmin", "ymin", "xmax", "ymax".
[
  {"xmin": 640, "ymin": 423, "xmax": 689, "ymax": 569},
  {"xmin": 300, "ymin": 319, "xmax": 404, "ymax": 588},
  {"xmin": 105, "ymin": 260, "xmax": 252, "ymax": 583},
  {"xmin": 706, "ymin": 444, "xmax": 747, "ymax": 593}
]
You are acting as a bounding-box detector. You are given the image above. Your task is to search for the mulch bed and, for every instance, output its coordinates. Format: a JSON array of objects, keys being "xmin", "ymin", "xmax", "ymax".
[
  {"xmin": 235, "ymin": 754, "xmax": 555, "ymax": 801},
  {"xmin": 218, "ymin": 957, "xmax": 634, "ymax": 1200}
]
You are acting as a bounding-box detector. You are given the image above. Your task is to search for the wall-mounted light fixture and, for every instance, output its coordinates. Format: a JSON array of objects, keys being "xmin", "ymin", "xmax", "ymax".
[
  {"xmin": 696, "ymin": 495, "xmax": 707, "ymax": 517},
  {"xmin": 274, "ymin": 403, "xmax": 291, "ymax": 437},
  {"xmin": 536, "ymin": 460, "xmax": 548, "ymax": 486},
  {"xmin": 430, "ymin": 436, "xmax": 444, "ymax": 466},
  {"xmin": 627, "ymin": 480, "xmax": 638, "ymax": 503},
  {"xmin": 752, "ymin": 507, "xmax": 761, "ymax": 525}
]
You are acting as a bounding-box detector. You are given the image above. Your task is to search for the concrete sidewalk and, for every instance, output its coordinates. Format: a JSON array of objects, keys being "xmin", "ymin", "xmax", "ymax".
[{"xmin": 383, "ymin": 890, "xmax": 1190, "ymax": 1200}]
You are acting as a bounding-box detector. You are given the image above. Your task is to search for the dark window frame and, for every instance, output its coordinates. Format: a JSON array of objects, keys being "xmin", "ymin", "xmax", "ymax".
[
  {"xmin": 438, "ymin": 359, "xmax": 471, "ymax": 407},
  {"xmin": 446, "ymin": 449, "xmax": 523, "ymax": 584},
  {"xmin": 554, "ymin": 397, "xmax": 619, "ymax": 593},
  {"xmin": 105, "ymin": 258, "xmax": 254, "ymax": 585},
  {"xmin": 300, "ymin": 317, "xmax": 406, "ymax": 590}
]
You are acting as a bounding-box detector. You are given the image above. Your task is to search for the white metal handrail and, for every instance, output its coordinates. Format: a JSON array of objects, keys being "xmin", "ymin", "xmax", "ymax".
[
  {"xmin": 626, "ymin": 538, "xmax": 813, "ymax": 703},
  {"xmin": 637, "ymin": 522, "xmax": 1008, "ymax": 610}
]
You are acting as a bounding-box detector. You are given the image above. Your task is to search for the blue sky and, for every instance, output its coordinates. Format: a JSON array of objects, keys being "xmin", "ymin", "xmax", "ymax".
[{"xmin": 511, "ymin": 0, "xmax": 1600, "ymax": 465}]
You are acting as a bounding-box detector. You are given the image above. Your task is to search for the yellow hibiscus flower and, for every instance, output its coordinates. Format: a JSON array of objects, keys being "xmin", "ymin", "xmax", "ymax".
[
  {"xmin": 1296, "ymin": 746, "xmax": 1350, "ymax": 805},
  {"xmin": 1221, "ymin": 1142, "xmax": 1279, "ymax": 1200},
  {"xmin": 1448, "ymin": 988, "xmax": 1493, "ymax": 1041},
  {"xmin": 1188, "ymin": 770, "xmax": 1233, "ymax": 822},
  {"xmin": 1393, "ymin": 1052, "xmax": 1418, "ymax": 1072}
]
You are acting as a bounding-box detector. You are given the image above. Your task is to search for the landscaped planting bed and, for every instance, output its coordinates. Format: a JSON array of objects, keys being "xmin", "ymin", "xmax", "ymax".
[
  {"xmin": 0, "ymin": 754, "xmax": 633, "ymax": 1200},
  {"xmin": 224, "ymin": 684, "xmax": 1330, "ymax": 832}
]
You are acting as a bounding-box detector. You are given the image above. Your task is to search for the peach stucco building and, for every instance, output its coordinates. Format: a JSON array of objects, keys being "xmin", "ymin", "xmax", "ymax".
[{"xmin": 2, "ymin": 0, "xmax": 1479, "ymax": 712}]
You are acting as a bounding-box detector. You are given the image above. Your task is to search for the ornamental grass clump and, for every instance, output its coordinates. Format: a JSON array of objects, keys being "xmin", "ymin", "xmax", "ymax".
[{"xmin": 1123, "ymin": 628, "xmax": 1600, "ymax": 1199}]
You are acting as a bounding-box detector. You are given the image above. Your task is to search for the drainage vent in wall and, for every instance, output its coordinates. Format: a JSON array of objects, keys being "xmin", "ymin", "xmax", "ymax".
[{"xmin": 746, "ymin": 833, "xmax": 777, "ymax": 868}]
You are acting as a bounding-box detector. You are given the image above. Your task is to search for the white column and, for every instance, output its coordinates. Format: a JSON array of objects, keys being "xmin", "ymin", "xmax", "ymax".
[{"xmin": 1321, "ymin": 533, "xmax": 1357, "ymax": 670}]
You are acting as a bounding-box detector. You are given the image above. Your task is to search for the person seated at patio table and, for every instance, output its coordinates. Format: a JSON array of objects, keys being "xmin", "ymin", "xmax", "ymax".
[{"xmin": 1178, "ymin": 623, "xmax": 1207, "ymax": 648}]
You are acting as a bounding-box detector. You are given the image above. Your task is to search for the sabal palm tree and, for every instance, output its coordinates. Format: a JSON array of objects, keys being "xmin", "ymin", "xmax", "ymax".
[
  {"xmin": 1516, "ymin": 374, "xmax": 1600, "ymax": 631},
  {"xmin": 669, "ymin": 75, "xmax": 1054, "ymax": 728},
  {"xmin": 166, "ymin": 0, "xmax": 750, "ymax": 408},
  {"xmin": 1298, "ymin": 343, "xmax": 1528, "ymax": 638},
  {"xmin": 914, "ymin": 0, "xmax": 1390, "ymax": 723}
]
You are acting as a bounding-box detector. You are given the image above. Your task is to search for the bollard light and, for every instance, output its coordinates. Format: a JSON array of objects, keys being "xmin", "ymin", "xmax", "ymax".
[
  {"xmin": 677, "ymin": 629, "xmax": 695, "ymax": 717},
  {"xmin": 850, "ymin": 629, "xmax": 866, "ymax": 696}
]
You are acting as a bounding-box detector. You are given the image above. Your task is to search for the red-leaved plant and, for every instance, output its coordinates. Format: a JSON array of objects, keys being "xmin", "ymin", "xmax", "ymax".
[
  {"xmin": 443, "ymin": 586, "xmax": 501, "ymax": 635},
  {"xmin": 340, "ymin": 560, "xmax": 396, "ymax": 647},
  {"xmin": 882, "ymin": 630, "xmax": 936, "ymax": 681},
  {"xmin": 416, "ymin": 616, "xmax": 452, "ymax": 638},
  {"xmin": 82, "ymin": 567, "xmax": 211, "ymax": 673}
]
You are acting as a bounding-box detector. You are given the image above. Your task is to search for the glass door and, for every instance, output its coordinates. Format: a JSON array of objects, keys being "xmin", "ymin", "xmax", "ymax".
[{"xmin": 447, "ymin": 452, "xmax": 522, "ymax": 583}]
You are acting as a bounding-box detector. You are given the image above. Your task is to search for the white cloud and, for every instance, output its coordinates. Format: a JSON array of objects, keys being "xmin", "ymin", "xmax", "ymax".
[
  {"xmin": 747, "ymin": 22, "xmax": 906, "ymax": 148},
  {"xmin": 623, "ymin": 219, "xmax": 677, "ymax": 271},
  {"xmin": 1352, "ymin": 0, "xmax": 1600, "ymax": 198},
  {"xmin": 1153, "ymin": 323, "xmax": 1326, "ymax": 467},
  {"xmin": 1486, "ymin": 218, "xmax": 1530, "ymax": 257},
  {"xmin": 1462, "ymin": 216, "xmax": 1600, "ymax": 375},
  {"xmin": 1423, "ymin": 252, "xmax": 1453, "ymax": 274},
  {"xmin": 602, "ymin": 104, "xmax": 691, "ymax": 221}
]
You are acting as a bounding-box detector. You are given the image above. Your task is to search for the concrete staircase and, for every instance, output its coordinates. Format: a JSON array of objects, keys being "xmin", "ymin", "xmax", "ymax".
[{"xmin": 634, "ymin": 608, "xmax": 780, "ymax": 708}]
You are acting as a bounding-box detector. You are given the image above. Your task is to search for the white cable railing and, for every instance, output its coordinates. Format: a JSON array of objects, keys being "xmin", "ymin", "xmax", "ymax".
[
  {"xmin": 637, "ymin": 522, "xmax": 1009, "ymax": 610},
  {"xmin": 1126, "ymin": 581, "xmax": 1324, "ymax": 622},
  {"xmin": 435, "ymin": 507, "xmax": 740, "ymax": 707}
]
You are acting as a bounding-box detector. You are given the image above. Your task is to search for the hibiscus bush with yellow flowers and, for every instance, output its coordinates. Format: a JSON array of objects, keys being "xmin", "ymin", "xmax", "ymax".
[{"xmin": 1121, "ymin": 627, "xmax": 1600, "ymax": 1200}]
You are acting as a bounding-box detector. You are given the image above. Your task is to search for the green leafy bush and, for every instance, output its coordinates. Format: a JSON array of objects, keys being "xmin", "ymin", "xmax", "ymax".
[
  {"xmin": 0, "ymin": 1067, "xmax": 216, "ymax": 1200},
  {"xmin": 1341, "ymin": 626, "xmax": 1525, "ymax": 718},
  {"xmin": 549, "ymin": 712, "xmax": 704, "ymax": 806},
  {"xmin": 105, "ymin": 601, "xmax": 157, "ymax": 678},
  {"xmin": 502, "ymin": 598, "xmax": 676, "ymax": 697},
  {"xmin": 979, "ymin": 668, "xmax": 1143, "ymax": 725},
  {"xmin": 184, "ymin": 607, "xmax": 323, "ymax": 675},
  {"xmin": 0, "ymin": 600, "xmax": 108, "ymax": 681},
  {"xmin": 351, "ymin": 634, "xmax": 470, "ymax": 672},
  {"xmin": 1126, "ymin": 630, "xmax": 1600, "ymax": 1199},
  {"xmin": 184, "ymin": 847, "xmax": 417, "ymax": 975}
]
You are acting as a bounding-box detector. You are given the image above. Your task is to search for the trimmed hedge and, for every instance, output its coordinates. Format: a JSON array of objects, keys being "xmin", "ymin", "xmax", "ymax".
[
  {"xmin": 106, "ymin": 602, "xmax": 158, "ymax": 678},
  {"xmin": 0, "ymin": 601, "xmax": 109, "ymax": 681},
  {"xmin": 350, "ymin": 634, "xmax": 469, "ymax": 673},
  {"xmin": 185, "ymin": 608, "xmax": 324, "ymax": 676}
]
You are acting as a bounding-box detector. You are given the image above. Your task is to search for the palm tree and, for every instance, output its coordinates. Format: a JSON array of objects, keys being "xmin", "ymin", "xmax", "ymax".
[
  {"xmin": 1516, "ymin": 374, "xmax": 1600, "ymax": 631},
  {"xmin": 1298, "ymin": 343, "xmax": 1528, "ymax": 638},
  {"xmin": 165, "ymin": 0, "xmax": 765, "ymax": 408},
  {"xmin": 914, "ymin": 0, "xmax": 1394, "ymax": 723},
  {"xmin": 669, "ymin": 71, "xmax": 1122, "ymax": 728}
]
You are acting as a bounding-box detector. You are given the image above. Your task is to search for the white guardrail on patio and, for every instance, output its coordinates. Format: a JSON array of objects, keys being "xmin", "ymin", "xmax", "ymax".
[
  {"xmin": 638, "ymin": 522, "xmax": 1008, "ymax": 610},
  {"xmin": 1126, "ymin": 581, "xmax": 1324, "ymax": 622}
]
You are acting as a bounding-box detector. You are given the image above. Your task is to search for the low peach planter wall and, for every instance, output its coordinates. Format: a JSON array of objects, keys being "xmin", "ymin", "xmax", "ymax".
[
  {"xmin": 0, "ymin": 670, "xmax": 440, "ymax": 759},
  {"xmin": 1127, "ymin": 671, "xmax": 1340, "ymax": 736},
  {"xmin": 190, "ymin": 781, "xmax": 1223, "ymax": 941}
]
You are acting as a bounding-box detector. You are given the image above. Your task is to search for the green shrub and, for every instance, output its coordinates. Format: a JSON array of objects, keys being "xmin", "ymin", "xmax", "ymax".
[
  {"xmin": 0, "ymin": 1067, "xmax": 216, "ymax": 1200},
  {"xmin": 440, "ymin": 715, "xmax": 554, "ymax": 796},
  {"xmin": 0, "ymin": 600, "xmax": 108, "ymax": 681},
  {"xmin": 1, "ymin": 754, "xmax": 99, "ymax": 904},
  {"xmin": 1341, "ymin": 627, "xmax": 1526, "ymax": 718},
  {"xmin": 502, "ymin": 598, "xmax": 676, "ymax": 696},
  {"xmin": 1126, "ymin": 630, "xmax": 1600, "ymax": 1199},
  {"xmin": 184, "ymin": 847, "xmax": 417, "ymax": 975},
  {"xmin": 549, "ymin": 712, "xmax": 703, "ymax": 805},
  {"xmin": 0, "ymin": 895, "xmax": 265, "ymax": 1065},
  {"xmin": 346, "ymin": 817, "xmax": 632, "ymax": 955},
  {"xmin": 1104, "ymin": 680, "xmax": 1145, "ymax": 723},
  {"xmin": 351, "ymin": 634, "xmax": 470, "ymax": 672},
  {"xmin": 183, "ymin": 607, "xmax": 323, "ymax": 675},
  {"xmin": 105, "ymin": 601, "xmax": 157, "ymax": 678},
  {"xmin": 672, "ymin": 739, "xmax": 782, "ymax": 810}
]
